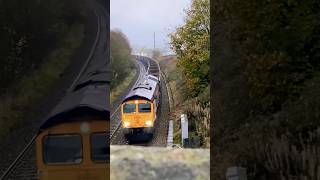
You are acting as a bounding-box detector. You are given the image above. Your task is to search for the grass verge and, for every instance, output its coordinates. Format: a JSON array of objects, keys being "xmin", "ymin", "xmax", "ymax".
[
  {"xmin": 0, "ymin": 23, "xmax": 84, "ymax": 139},
  {"xmin": 110, "ymin": 69, "xmax": 137, "ymax": 104}
]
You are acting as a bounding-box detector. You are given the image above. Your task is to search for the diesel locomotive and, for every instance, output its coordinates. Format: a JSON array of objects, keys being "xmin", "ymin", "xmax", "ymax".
[{"xmin": 120, "ymin": 56, "xmax": 160, "ymax": 137}]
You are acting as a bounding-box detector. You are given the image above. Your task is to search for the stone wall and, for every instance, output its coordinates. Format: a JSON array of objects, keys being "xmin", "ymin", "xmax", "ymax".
[{"xmin": 110, "ymin": 145, "xmax": 210, "ymax": 180}]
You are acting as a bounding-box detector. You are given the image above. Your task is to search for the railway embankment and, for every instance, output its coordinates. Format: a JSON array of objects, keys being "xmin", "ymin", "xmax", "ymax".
[
  {"xmin": 159, "ymin": 56, "xmax": 210, "ymax": 148},
  {"xmin": 110, "ymin": 145, "xmax": 210, "ymax": 180},
  {"xmin": 0, "ymin": 0, "xmax": 101, "ymax": 176}
]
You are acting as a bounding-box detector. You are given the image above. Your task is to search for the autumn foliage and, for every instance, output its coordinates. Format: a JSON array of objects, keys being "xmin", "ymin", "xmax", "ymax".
[
  {"xmin": 110, "ymin": 30, "xmax": 134, "ymax": 89},
  {"xmin": 213, "ymin": 0, "xmax": 320, "ymax": 179},
  {"xmin": 0, "ymin": 0, "xmax": 86, "ymax": 94},
  {"xmin": 170, "ymin": 0, "xmax": 210, "ymax": 97}
]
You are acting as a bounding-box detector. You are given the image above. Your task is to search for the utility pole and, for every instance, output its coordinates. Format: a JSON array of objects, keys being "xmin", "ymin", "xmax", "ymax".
[{"xmin": 153, "ymin": 32, "xmax": 156, "ymax": 50}]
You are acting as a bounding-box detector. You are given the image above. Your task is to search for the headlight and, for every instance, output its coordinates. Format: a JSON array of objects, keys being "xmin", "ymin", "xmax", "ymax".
[
  {"xmin": 145, "ymin": 120, "xmax": 153, "ymax": 127},
  {"xmin": 123, "ymin": 121, "xmax": 130, "ymax": 127}
]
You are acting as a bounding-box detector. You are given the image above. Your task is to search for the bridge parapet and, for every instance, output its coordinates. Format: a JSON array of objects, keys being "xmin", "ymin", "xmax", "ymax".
[{"xmin": 110, "ymin": 145, "xmax": 210, "ymax": 180}]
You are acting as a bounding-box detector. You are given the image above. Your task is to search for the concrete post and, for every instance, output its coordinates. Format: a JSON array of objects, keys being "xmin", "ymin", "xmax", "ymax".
[
  {"xmin": 167, "ymin": 120, "xmax": 174, "ymax": 147},
  {"xmin": 226, "ymin": 167, "xmax": 247, "ymax": 180},
  {"xmin": 181, "ymin": 114, "xmax": 188, "ymax": 146}
]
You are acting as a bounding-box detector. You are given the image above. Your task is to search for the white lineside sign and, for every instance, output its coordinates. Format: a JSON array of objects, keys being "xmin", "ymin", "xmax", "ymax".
[
  {"xmin": 167, "ymin": 120, "xmax": 173, "ymax": 147},
  {"xmin": 181, "ymin": 114, "xmax": 188, "ymax": 145}
]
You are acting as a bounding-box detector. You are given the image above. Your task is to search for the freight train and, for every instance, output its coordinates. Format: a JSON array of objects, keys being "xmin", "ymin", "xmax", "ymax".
[{"xmin": 120, "ymin": 56, "xmax": 160, "ymax": 138}]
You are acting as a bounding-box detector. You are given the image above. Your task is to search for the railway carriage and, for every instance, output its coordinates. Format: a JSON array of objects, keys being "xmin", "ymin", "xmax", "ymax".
[
  {"xmin": 121, "ymin": 72, "xmax": 160, "ymax": 137},
  {"xmin": 36, "ymin": 71, "xmax": 110, "ymax": 180}
]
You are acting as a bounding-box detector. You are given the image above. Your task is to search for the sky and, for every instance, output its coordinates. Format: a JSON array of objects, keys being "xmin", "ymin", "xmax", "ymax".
[{"xmin": 110, "ymin": 0, "xmax": 191, "ymax": 55}]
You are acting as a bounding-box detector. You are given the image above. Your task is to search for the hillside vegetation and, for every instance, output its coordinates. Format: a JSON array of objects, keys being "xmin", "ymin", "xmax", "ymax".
[
  {"xmin": 170, "ymin": 0, "xmax": 210, "ymax": 97},
  {"xmin": 213, "ymin": 0, "xmax": 320, "ymax": 179},
  {"xmin": 163, "ymin": 0, "xmax": 210, "ymax": 148},
  {"xmin": 110, "ymin": 30, "xmax": 136, "ymax": 103},
  {"xmin": 0, "ymin": 0, "xmax": 86, "ymax": 94},
  {"xmin": 0, "ymin": 0, "xmax": 86, "ymax": 139}
]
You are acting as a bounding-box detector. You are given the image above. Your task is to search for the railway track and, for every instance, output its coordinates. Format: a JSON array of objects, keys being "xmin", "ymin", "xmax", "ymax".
[
  {"xmin": 110, "ymin": 56, "xmax": 170, "ymax": 147},
  {"xmin": 109, "ymin": 58, "xmax": 146, "ymax": 142},
  {"xmin": 0, "ymin": 1, "xmax": 107, "ymax": 179}
]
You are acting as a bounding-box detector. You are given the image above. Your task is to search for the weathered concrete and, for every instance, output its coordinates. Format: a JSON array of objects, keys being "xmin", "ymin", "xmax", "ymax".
[{"xmin": 110, "ymin": 145, "xmax": 210, "ymax": 180}]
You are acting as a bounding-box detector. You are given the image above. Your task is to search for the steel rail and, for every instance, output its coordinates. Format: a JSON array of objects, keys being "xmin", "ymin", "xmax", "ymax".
[
  {"xmin": 110, "ymin": 57, "xmax": 162, "ymax": 141},
  {"xmin": 0, "ymin": 135, "xmax": 37, "ymax": 180},
  {"xmin": 67, "ymin": 5, "xmax": 101, "ymax": 92},
  {"xmin": 110, "ymin": 60, "xmax": 144, "ymax": 140},
  {"xmin": 110, "ymin": 60, "xmax": 144, "ymax": 119}
]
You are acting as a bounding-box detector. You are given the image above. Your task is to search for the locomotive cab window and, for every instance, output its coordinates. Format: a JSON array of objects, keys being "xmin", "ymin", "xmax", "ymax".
[
  {"xmin": 43, "ymin": 135, "xmax": 82, "ymax": 164},
  {"xmin": 138, "ymin": 103, "xmax": 151, "ymax": 113},
  {"xmin": 91, "ymin": 133, "xmax": 109, "ymax": 163},
  {"xmin": 123, "ymin": 104, "xmax": 136, "ymax": 113}
]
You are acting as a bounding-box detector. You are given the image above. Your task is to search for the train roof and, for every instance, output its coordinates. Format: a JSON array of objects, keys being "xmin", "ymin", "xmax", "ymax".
[
  {"xmin": 147, "ymin": 74, "xmax": 159, "ymax": 82},
  {"xmin": 123, "ymin": 75, "xmax": 158, "ymax": 102},
  {"xmin": 74, "ymin": 69, "xmax": 109, "ymax": 91},
  {"xmin": 39, "ymin": 70, "xmax": 110, "ymax": 130}
]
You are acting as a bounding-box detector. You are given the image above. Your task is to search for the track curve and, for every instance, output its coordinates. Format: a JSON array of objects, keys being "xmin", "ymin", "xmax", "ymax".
[
  {"xmin": 0, "ymin": 1, "xmax": 108, "ymax": 179},
  {"xmin": 110, "ymin": 56, "xmax": 170, "ymax": 147}
]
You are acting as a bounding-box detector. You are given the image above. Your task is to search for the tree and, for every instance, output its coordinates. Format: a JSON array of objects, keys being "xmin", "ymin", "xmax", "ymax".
[
  {"xmin": 0, "ymin": 0, "xmax": 85, "ymax": 94},
  {"xmin": 212, "ymin": 0, "xmax": 320, "ymax": 178},
  {"xmin": 110, "ymin": 30, "xmax": 134, "ymax": 89},
  {"xmin": 170, "ymin": 0, "xmax": 210, "ymax": 96}
]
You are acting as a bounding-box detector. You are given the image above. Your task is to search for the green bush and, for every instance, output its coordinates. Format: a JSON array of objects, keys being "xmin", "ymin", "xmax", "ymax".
[
  {"xmin": 0, "ymin": 0, "xmax": 86, "ymax": 94},
  {"xmin": 213, "ymin": 0, "xmax": 320, "ymax": 178},
  {"xmin": 110, "ymin": 30, "xmax": 134, "ymax": 89},
  {"xmin": 170, "ymin": 0, "xmax": 210, "ymax": 97}
]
